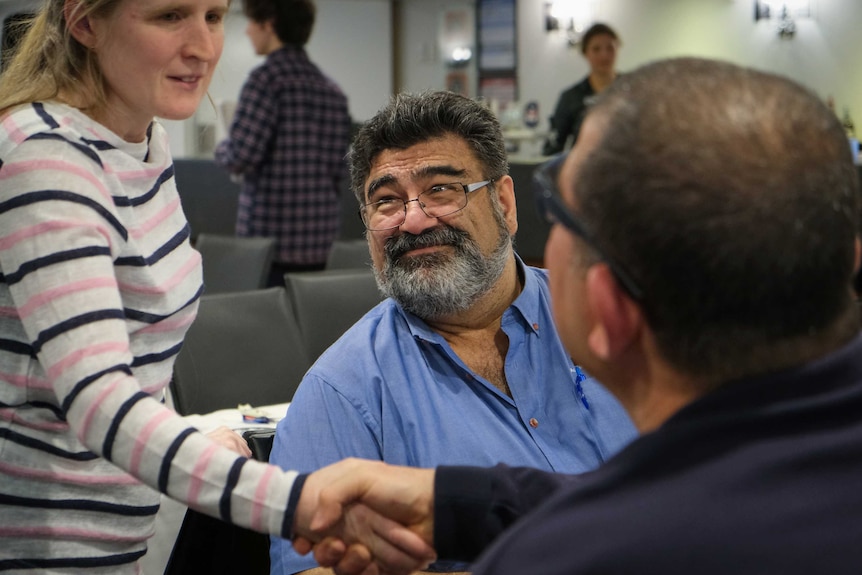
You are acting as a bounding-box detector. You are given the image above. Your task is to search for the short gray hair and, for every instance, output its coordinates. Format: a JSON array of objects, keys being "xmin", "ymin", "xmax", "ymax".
[{"xmin": 349, "ymin": 91, "xmax": 509, "ymax": 204}]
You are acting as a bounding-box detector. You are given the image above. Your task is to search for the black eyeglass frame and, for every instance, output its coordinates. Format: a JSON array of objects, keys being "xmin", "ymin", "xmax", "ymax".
[
  {"xmin": 532, "ymin": 155, "xmax": 645, "ymax": 301},
  {"xmin": 358, "ymin": 180, "xmax": 493, "ymax": 232}
]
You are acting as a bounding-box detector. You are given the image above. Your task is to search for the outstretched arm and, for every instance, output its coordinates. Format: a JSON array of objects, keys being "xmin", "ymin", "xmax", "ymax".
[
  {"xmin": 291, "ymin": 459, "xmax": 582, "ymax": 574},
  {"xmin": 292, "ymin": 459, "xmax": 436, "ymax": 574}
]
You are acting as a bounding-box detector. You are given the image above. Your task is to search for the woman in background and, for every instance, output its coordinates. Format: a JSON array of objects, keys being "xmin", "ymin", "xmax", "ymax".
[
  {"xmin": 542, "ymin": 22, "xmax": 621, "ymax": 156},
  {"xmin": 0, "ymin": 0, "xmax": 305, "ymax": 570}
]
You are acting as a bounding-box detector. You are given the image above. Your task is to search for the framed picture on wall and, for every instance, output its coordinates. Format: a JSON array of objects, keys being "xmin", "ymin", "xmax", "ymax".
[
  {"xmin": 479, "ymin": 76, "xmax": 517, "ymax": 107},
  {"xmin": 477, "ymin": 0, "xmax": 517, "ymax": 105}
]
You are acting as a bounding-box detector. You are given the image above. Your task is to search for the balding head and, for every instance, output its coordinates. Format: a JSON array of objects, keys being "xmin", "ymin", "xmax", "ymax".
[{"xmin": 573, "ymin": 57, "xmax": 860, "ymax": 382}]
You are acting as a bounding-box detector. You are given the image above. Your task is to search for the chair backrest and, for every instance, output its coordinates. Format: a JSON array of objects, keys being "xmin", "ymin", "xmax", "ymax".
[
  {"xmin": 173, "ymin": 158, "xmax": 240, "ymax": 241},
  {"xmin": 511, "ymin": 159, "xmax": 553, "ymax": 267},
  {"xmin": 196, "ymin": 233, "xmax": 275, "ymax": 295},
  {"xmin": 284, "ymin": 269, "xmax": 384, "ymax": 362},
  {"xmin": 337, "ymin": 175, "xmax": 366, "ymax": 240},
  {"xmin": 170, "ymin": 287, "xmax": 309, "ymax": 416},
  {"xmin": 326, "ymin": 238, "xmax": 371, "ymax": 270}
]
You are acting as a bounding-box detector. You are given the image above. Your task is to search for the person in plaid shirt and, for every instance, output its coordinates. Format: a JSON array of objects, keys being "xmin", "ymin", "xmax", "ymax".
[{"xmin": 215, "ymin": 0, "xmax": 351, "ymax": 285}]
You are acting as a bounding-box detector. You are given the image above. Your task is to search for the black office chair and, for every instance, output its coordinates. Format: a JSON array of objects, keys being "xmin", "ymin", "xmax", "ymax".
[
  {"xmin": 195, "ymin": 233, "xmax": 275, "ymax": 295},
  {"xmin": 337, "ymin": 172, "xmax": 366, "ymax": 241},
  {"xmin": 326, "ymin": 238, "xmax": 371, "ymax": 270},
  {"xmin": 283, "ymin": 269, "xmax": 384, "ymax": 362},
  {"xmin": 170, "ymin": 287, "xmax": 310, "ymax": 416},
  {"xmin": 173, "ymin": 158, "xmax": 241, "ymax": 242}
]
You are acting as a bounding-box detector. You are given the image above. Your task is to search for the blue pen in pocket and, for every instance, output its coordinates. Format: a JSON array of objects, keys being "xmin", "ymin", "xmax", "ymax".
[{"xmin": 574, "ymin": 365, "xmax": 591, "ymax": 410}]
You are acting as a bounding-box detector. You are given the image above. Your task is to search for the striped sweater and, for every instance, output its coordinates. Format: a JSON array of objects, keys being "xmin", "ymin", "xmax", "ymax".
[{"xmin": 0, "ymin": 102, "xmax": 297, "ymax": 573}]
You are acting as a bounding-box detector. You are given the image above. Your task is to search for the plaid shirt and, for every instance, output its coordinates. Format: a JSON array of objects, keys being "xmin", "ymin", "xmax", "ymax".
[{"xmin": 215, "ymin": 45, "xmax": 351, "ymax": 265}]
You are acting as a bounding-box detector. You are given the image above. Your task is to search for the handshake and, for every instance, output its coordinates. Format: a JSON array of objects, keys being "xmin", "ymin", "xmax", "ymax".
[{"xmin": 292, "ymin": 458, "xmax": 439, "ymax": 575}]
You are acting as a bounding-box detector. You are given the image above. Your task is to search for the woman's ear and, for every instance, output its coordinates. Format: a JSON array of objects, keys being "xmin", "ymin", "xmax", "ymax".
[{"xmin": 64, "ymin": 0, "xmax": 95, "ymax": 47}]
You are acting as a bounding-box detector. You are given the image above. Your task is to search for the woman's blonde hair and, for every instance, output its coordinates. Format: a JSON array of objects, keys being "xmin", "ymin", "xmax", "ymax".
[{"xmin": 0, "ymin": 0, "xmax": 122, "ymax": 115}]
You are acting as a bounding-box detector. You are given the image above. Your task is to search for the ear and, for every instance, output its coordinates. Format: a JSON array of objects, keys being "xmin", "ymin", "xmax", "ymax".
[
  {"xmin": 64, "ymin": 0, "xmax": 96, "ymax": 48},
  {"xmin": 493, "ymin": 174, "xmax": 518, "ymax": 236},
  {"xmin": 584, "ymin": 263, "xmax": 643, "ymax": 361}
]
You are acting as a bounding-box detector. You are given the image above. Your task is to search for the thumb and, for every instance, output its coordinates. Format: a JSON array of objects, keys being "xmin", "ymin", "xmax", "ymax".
[{"xmin": 296, "ymin": 458, "xmax": 381, "ymax": 535}]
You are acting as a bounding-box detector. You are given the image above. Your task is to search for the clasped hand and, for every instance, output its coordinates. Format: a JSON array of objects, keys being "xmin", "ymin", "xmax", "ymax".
[{"xmin": 291, "ymin": 458, "xmax": 438, "ymax": 575}]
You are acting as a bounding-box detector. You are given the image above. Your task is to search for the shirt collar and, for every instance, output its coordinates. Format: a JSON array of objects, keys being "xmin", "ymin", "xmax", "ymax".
[{"xmin": 270, "ymin": 44, "xmax": 308, "ymax": 60}]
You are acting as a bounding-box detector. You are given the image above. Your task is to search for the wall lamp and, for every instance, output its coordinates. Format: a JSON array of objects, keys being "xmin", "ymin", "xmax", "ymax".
[
  {"xmin": 544, "ymin": 0, "xmax": 595, "ymax": 47},
  {"xmin": 447, "ymin": 46, "xmax": 473, "ymax": 67},
  {"xmin": 754, "ymin": 0, "xmax": 811, "ymax": 39}
]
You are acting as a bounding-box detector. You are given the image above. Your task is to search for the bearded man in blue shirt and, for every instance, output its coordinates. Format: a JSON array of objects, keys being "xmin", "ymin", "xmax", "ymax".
[{"xmin": 269, "ymin": 90, "xmax": 637, "ymax": 575}]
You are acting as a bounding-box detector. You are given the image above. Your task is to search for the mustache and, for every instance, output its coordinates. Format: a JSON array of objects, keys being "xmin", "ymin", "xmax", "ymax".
[{"xmin": 384, "ymin": 226, "xmax": 470, "ymax": 261}]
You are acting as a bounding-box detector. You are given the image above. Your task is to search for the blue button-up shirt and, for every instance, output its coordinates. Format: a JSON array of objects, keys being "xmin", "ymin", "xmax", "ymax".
[{"xmin": 269, "ymin": 261, "xmax": 636, "ymax": 573}]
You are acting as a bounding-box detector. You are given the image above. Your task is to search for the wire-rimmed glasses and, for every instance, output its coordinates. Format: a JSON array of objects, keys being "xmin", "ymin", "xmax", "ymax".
[
  {"xmin": 532, "ymin": 155, "xmax": 645, "ymax": 301},
  {"xmin": 359, "ymin": 180, "xmax": 492, "ymax": 232}
]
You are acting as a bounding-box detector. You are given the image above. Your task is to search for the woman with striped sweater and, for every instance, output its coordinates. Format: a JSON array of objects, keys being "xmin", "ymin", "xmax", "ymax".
[{"xmin": 0, "ymin": 0, "xmax": 398, "ymax": 571}]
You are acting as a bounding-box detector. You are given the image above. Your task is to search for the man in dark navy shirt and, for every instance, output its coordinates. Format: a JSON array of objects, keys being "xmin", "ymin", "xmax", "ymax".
[{"xmin": 291, "ymin": 57, "xmax": 862, "ymax": 575}]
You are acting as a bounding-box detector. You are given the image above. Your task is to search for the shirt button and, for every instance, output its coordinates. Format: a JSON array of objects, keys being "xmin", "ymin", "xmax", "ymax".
[
  {"xmin": 532, "ymin": 323, "xmax": 539, "ymax": 330},
  {"xmin": 529, "ymin": 418, "xmax": 539, "ymax": 428}
]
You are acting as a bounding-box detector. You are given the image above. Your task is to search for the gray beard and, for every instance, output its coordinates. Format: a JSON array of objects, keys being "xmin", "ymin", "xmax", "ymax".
[{"xmin": 374, "ymin": 223, "xmax": 512, "ymax": 321}]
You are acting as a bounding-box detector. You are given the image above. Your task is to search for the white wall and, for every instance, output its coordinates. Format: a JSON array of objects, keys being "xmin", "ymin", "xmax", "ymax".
[
  {"xmin": 208, "ymin": 0, "xmax": 392, "ymax": 121},
  {"xmin": 517, "ymin": 0, "xmax": 862, "ymax": 135},
  {"xmin": 393, "ymin": 0, "xmax": 861, "ymax": 137},
  {"xmin": 0, "ymin": 0, "xmax": 392, "ymax": 157},
  {"xmin": 397, "ymin": 0, "xmax": 478, "ymax": 97},
  {"xmin": 174, "ymin": 0, "xmax": 393, "ymax": 157},
  {"xmin": 3, "ymin": 0, "xmax": 860, "ymax": 154}
]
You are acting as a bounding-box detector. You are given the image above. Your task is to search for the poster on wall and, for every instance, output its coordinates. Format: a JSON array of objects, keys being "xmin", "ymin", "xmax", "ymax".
[
  {"xmin": 480, "ymin": 76, "xmax": 517, "ymax": 108},
  {"xmin": 477, "ymin": 0, "xmax": 516, "ymax": 71},
  {"xmin": 477, "ymin": 0, "xmax": 517, "ymax": 108},
  {"xmin": 476, "ymin": 0, "xmax": 518, "ymax": 111}
]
